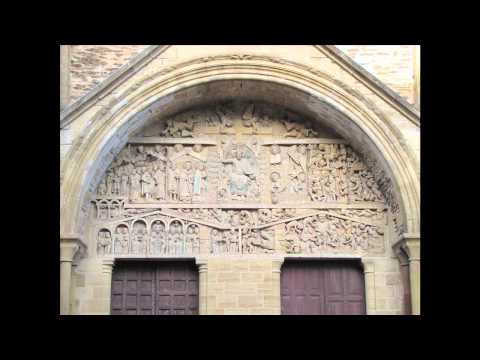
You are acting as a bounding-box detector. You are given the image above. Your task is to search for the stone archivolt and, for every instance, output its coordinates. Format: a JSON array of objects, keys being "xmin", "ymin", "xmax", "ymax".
[{"xmin": 91, "ymin": 101, "xmax": 392, "ymax": 257}]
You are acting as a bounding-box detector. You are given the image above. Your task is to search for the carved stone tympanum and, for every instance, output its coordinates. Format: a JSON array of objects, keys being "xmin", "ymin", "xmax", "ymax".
[{"xmin": 93, "ymin": 100, "xmax": 394, "ymax": 257}]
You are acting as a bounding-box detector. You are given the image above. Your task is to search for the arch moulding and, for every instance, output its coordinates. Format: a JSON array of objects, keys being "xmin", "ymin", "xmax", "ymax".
[{"xmin": 60, "ymin": 54, "xmax": 420, "ymax": 244}]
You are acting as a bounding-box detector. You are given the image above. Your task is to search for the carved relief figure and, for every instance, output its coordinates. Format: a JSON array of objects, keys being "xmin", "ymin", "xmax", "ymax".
[
  {"xmin": 98, "ymin": 202, "xmax": 109, "ymax": 220},
  {"xmin": 282, "ymin": 113, "xmax": 318, "ymax": 138},
  {"xmin": 241, "ymin": 103, "xmax": 259, "ymax": 134},
  {"xmin": 97, "ymin": 229, "xmax": 112, "ymax": 255},
  {"xmin": 150, "ymin": 221, "xmax": 166, "ymax": 255},
  {"xmin": 211, "ymin": 229, "xmax": 224, "ymax": 254},
  {"xmin": 226, "ymin": 229, "xmax": 239, "ymax": 253},
  {"xmin": 167, "ymin": 162, "xmax": 180, "ymax": 202},
  {"xmin": 193, "ymin": 163, "xmax": 208, "ymax": 201},
  {"xmin": 109, "ymin": 201, "xmax": 121, "ymax": 219},
  {"xmin": 185, "ymin": 225, "xmax": 196, "ymax": 254},
  {"xmin": 216, "ymin": 104, "xmax": 234, "ymax": 133},
  {"xmin": 190, "ymin": 144, "xmax": 208, "ymax": 162},
  {"xmin": 192, "ymin": 225, "xmax": 201, "ymax": 254},
  {"xmin": 106, "ymin": 171, "xmax": 114, "ymax": 195},
  {"xmin": 114, "ymin": 225, "xmax": 129, "ymax": 255},
  {"xmin": 242, "ymin": 229, "xmax": 257, "ymax": 254},
  {"xmin": 148, "ymin": 145, "xmax": 168, "ymax": 164},
  {"xmin": 161, "ymin": 114, "xmax": 195, "ymax": 137},
  {"xmin": 284, "ymin": 221, "xmax": 301, "ymax": 253},
  {"xmin": 120, "ymin": 169, "xmax": 129, "ymax": 196},
  {"xmin": 141, "ymin": 169, "xmax": 154, "ymax": 200},
  {"xmin": 287, "ymin": 171, "xmax": 307, "ymax": 195},
  {"xmin": 252, "ymin": 228, "xmax": 275, "ymax": 253},
  {"xmin": 98, "ymin": 178, "xmax": 107, "ymax": 196},
  {"xmin": 131, "ymin": 221, "xmax": 147, "ymax": 255},
  {"xmin": 179, "ymin": 161, "xmax": 194, "ymax": 202},
  {"xmin": 270, "ymin": 171, "xmax": 282, "ymax": 204},
  {"xmin": 287, "ymin": 145, "xmax": 308, "ymax": 175},
  {"xmin": 313, "ymin": 215, "xmax": 330, "ymax": 249},
  {"xmin": 169, "ymin": 221, "xmax": 184, "ymax": 255},
  {"xmin": 112, "ymin": 169, "xmax": 121, "ymax": 196},
  {"xmin": 169, "ymin": 144, "xmax": 188, "ymax": 162},
  {"xmin": 153, "ymin": 164, "xmax": 166, "ymax": 201},
  {"xmin": 129, "ymin": 169, "xmax": 142, "ymax": 201},
  {"xmin": 282, "ymin": 117, "xmax": 303, "ymax": 138},
  {"xmin": 225, "ymin": 145, "xmax": 258, "ymax": 200},
  {"xmin": 270, "ymin": 144, "xmax": 282, "ymax": 166},
  {"xmin": 133, "ymin": 145, "xmax": 148, "ymax": 167}
]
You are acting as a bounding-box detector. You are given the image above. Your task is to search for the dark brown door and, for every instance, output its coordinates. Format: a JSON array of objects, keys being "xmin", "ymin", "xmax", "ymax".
[
  {"xmin": 111, "ymin": 261, "xmax": 199, "ymax": 315},
  {"xmin": 281, "ymin": 261, "xmax": 365, "ymax": 315}
]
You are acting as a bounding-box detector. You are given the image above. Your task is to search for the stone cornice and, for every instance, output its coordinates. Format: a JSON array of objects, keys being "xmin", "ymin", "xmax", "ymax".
[
  {"xmin": 60, "ymin": 45, "xmax": 170, "ymax": 128},
  {"xmin": 319, "ymin": 46, "xmax": 420, "ymax": 127}
]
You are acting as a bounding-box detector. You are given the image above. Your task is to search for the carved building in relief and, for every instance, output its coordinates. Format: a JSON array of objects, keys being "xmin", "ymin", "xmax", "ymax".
[{"xmin": 92, "ymin": 100, "xmax": 391, "ymax": 258}]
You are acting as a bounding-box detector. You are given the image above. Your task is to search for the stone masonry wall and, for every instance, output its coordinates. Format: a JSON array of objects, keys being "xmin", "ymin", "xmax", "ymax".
[
  {"xmin": 336, "ymin": 45, "xmax": 417, "ymax": 105},
  {"xmin": 67, "ymin": 45, "xmax": 417, "ymax": 107},
  {"xmin": 371, "ymin": 258, "xmax": 404, "ymax": 315},
  {"xmin": 206, "ymin": 258, "xmax": 279, "ymax": 315},
  {"xmin": 71, "ymin": 256, "xmax": 405, "ymax": 315},
  {"xmin": 63, "ymin": 45, "xmax": 418, "ymax": 315},
  {"xmin": 71, "ymin": 258, "xmax": 110, "ymax": 315},
  {"xmin": 69, "ymin": 45, "xmax": 148, "ymax": 102}
]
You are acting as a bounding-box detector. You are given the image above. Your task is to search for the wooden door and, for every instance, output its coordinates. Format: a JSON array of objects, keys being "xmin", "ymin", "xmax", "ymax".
[
  {"xmin": 281, "ymin": 261, "xmax": 365, "ymax": 315},
  {"xmin": 111, "ymin": 261, "xmax": 198, "ymax": 315}
]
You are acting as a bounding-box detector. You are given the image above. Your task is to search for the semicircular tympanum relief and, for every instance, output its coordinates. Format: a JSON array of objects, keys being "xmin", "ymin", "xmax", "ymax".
[{"xmin": 91, "ymin": 100, "xmax": 394, "ymax": 258}]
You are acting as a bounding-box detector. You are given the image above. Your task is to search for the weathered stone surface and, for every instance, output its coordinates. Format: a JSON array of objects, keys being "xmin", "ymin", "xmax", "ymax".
[{"xmin": 62, "ymin": 45, "xmax": 420, "ymax": 315}]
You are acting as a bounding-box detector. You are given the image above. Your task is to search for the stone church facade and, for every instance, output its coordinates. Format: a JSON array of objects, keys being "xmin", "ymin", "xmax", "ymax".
[{"xmin": 60, "ymin": 45, "xmax": 420, "ymax": 315}]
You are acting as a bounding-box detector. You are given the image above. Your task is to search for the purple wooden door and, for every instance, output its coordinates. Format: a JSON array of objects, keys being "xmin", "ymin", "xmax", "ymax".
[
  {"xmin": 111, "ymin": 261, "xmax": 198, "ymax": 315},
  {"xmin": 281, "ymin": 261, "xmax": 365, "ymax": 315},
  {"xmin": 156, "ymin": 262, "xmax": 199, "ymax": 315}
]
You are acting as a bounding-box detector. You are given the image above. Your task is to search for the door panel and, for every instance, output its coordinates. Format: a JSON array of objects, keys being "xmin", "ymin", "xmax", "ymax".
[
  {"xmin": 281, "ymin": 261, "xmax": 366, "ymax": 315},
  {"xmin": 111, "ymin": 261, "xmax": 198, "ymax": 315}
]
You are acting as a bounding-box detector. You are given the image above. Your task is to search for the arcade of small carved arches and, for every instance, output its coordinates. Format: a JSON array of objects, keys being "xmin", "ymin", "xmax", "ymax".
[{"xmin": 96, "ymin": 217, "xmax": 201, "ymax": 256}]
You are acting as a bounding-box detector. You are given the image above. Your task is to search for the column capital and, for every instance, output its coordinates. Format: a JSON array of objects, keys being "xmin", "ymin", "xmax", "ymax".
[
  {"xmin": 393, "ymin": 239, "xmax": 410, "ymax": 266},
  {"xmin": 272, "ymin": 257, "xmax": 285, "ymax": 274},
  {"xmin": 102, "ymin": 258, "xmax": 115, "ymax": 275},
  {"xmin": 393, "ymin": 233, "xmax": 420, "ymax": 262},
  {"xmin": 360, "ymin": 258, "xmax": 375, "ymax": 273},
  {"xmin": 195, "ymin": 258, "xmax": 208, "ymax": 272},
  {"xmin": 60, "ymin": 236, "xmax": 85, "ymax": 263},
  {"xmin": 394, "ymin": 233, "xmax": 420, "ymax": 315}
]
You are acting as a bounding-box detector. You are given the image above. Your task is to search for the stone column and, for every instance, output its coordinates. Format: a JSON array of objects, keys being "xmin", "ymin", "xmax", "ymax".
[
  {"xmin": 102, "ymin": 258, "xmax": 115, "ymax": 313},
  {"xmin": 361, "ymin": 258, "xmax": 376, "ymax": 315},
  {"xmin": 394, "ymin": 246, "xmax": 411, "ymax": 315},
  {"xmin": 60, "ymin": 236, "xmax": 82, "ymax": 315},
  {"xmin": 393, "ymin": 233, "xmax": 420, "ymax": 315},
  {"xmin": 272, "ymin": 257, "xmax": 285, "ymax": 315},
  {"xmin": 196, "ymin": 258, "xmax": 208, "ymax": 315},
  {"xmin": 403, "ymin": 235, "xmax": 420, "ymax": 315},
  {"xmin": 60, "ymin": 45, "xmax": 71, "ymax": 111}
]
